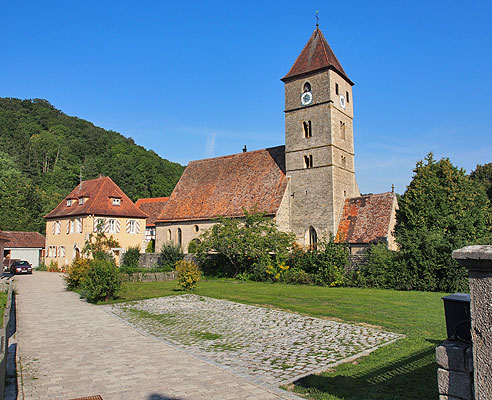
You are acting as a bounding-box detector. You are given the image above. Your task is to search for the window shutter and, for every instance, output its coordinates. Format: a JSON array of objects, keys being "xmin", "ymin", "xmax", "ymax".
[
  {"xmin": 105, "ymin": 219, "xmax": 109, "ymax": 233},
  {"xmin": 126, "ymin": 220, "xmax": 130, "ymax": 233},
  {"xmin": 52, "ymin": 222, "xmax": 55, "ymax": 235},
  {"xmin": 93, "ymin": 218, "xmax": 98, "ymax": 231},
  {"xmin": 136, "ymin": 220, "xmax": 140, "ymax": 234},
  {"xmin": 66, "ymin": 221, "xmax": 69, "ymax": 234},
  {"xmin": 116, "ymin": 219, "xmax": 120, "ymax": 233}
]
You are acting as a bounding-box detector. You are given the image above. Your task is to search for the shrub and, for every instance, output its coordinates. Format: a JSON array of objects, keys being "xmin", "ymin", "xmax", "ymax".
[
  {"xmin": 282, "ymin": 268, "xmax": 314, "ymax": 285},
  {"xmin": 121, "ymin": 246, "xmax": 140, "ymax": 272},
  {"xmin": 289, "ymin": 237, "xmax": 348, "ymax": 286},
  {"xmin": 82, "ymin": 259, "xmax": 122, "ymax": 303},
  {"xmin": 158, "ymin": 243, "xmax": 184, "ymax": 270},
  {"xmin": 175, "ymin": 260, "xmax": 201, "ymax": 291},
  {"xmin": 48, "ymin": 260, "xmax": 60, "ymax": 272},
  {"xmin": 36, "ymin": 262, "xmax": 47, "ymax": 271},
  {"xmin": 250, "ymin": 254, "xmax": 290, "ymax": 282},
  {"xmin": 65, "ymin": 258, "xmax": 91, "ymax": 290}
]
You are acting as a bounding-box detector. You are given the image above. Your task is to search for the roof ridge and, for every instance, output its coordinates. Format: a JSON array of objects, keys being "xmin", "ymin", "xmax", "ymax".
[{"xmin": 189, "ymin": 145, "xmax": 284, "ymax": 165}]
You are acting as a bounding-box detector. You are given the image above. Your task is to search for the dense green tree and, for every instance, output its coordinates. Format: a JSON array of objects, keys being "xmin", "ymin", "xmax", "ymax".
[
  {"xmin": 395, "ymin": 153, "xmax": 491, "ymax": 292},
  {"xmin": 194, "ymin": 210, "xmax": 295, "ymax": 277},
  {"xmin": 470, "ymin": 162, "xmax": 492, "ymax": 202},
  {"xmin": 0, "ymin": 97, "xmax": 184, "ymax": 233}
]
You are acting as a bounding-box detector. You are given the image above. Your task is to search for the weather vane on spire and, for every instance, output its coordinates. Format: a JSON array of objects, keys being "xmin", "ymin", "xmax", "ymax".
[{"xmin": 315, "ymin": 10, "xmax": 319, "ymax": 27}]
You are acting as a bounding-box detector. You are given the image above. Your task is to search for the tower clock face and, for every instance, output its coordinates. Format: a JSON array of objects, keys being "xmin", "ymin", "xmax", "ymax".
[
  {"xmin": 301, "ymin": 91, "xmax": 313, "ymax": 106},
  {"xmin": 339, "ymin": 95, "xmax": 346, "ymax": 109}
]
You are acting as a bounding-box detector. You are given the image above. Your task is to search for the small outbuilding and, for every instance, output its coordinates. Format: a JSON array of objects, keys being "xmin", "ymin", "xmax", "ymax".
[{"xmin": 2, "ymin": 231, "xmax": 46, "ymax": 268}]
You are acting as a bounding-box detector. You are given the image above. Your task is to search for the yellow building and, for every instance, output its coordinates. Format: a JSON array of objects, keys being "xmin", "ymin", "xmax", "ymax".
[{"xmin": 44, "ymin": 176, "xmax": 147, "ymax": 267}]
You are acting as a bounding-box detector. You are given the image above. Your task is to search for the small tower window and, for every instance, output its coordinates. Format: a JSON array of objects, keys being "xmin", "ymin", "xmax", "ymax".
[
  {"xmin": 304, "ymin": 155, "xmax": 313, "ymax": 169},
  {"xmin": 340, "ymin": 121, "xmax": 346, "ymax": 140},
  {"xmin": 303, "ymin": 82, "xmax": 311, "ymax": 93},
  {"xmin": 303, "ymin": 121, "xmax": 312, "ymax": 138},
  {"xmin": 194, "ymin": 225, "xmax": 199, "ymax": 233},
  {"xmin": 335, "ymin": 83, "xmax": 339, "ymax": 95},
  {"xmin": 341, "ymin": 155, "xmax": 346, "ymax": 167},
  {"xmin": 346, "ymin": 91, "xmax": 350, "ymax": 103}
]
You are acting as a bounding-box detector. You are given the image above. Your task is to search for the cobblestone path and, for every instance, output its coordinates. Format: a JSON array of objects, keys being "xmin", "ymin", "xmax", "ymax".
[
  {"xmin": 14, "ymin": 272, "xmax": 301, "ymax": 400},
  {"xmin": 110, "ymin": 295, "xmax": 403, "ymax": 385}
]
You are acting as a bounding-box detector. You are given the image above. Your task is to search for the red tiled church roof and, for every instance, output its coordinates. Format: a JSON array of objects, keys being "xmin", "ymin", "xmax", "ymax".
[
  {"xmin": 135, "ymin": 197, "xmax": 169, "ymax": 227},
  {"xmin": 281, "ymin": 27, "xmax": 353, "ymax": 85},
  {"xmin": 1, "ymin": 231, "xmax": 45, "ymax": 248},
  {"xmin": 156, "ymin": 146, "xmax": 288, "ymax": 222},
  {"xmin": 335, "ymin": 192, "xmax": 396, "ymax": 244},
  {"xmin": 44, "ymin": 176, "xmax": 148, "ymax": 219}
]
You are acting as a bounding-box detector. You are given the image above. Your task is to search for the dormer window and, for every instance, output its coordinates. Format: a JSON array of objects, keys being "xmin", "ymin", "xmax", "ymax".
[
  {"xmin": 112, "ymin": 198, "xmax": 121, "ymax": 206},
  {"xmin": 66, "ymin": 199, "xmax": 72, "ymax": 207},
  {"xmin": 78, "ymin": 197, "xmax": 86, "ymax": 205}
]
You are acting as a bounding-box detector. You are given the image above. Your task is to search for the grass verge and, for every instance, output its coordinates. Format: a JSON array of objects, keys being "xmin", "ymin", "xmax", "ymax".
[{"xmin": 111, "ymin": 279, "xmax": 447, "ymax": 400}]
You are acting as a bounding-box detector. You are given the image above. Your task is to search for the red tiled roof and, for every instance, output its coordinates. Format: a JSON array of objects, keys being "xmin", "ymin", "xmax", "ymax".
[
  {"xmin": 1, "ymin": 231, "xmax": 45, "ymax": 248},
  {"xmin": 0, "ymin": 231, "xmax": 9, "ymax": 242},
  {"xmin": 156, "ymin": 146, "xmax": 288, "ymax": 222},
  {"xmin": 281, "ymin": 27, "xmax": 353, "ymax": 85},
  {"xmin": 335, "ymin": 192, "xmax": 396, "ymax": 244},
  {"xmin": 44, "ymin": 176, "xmax": 148, "ymax": 219},
  {"xmin": 135, "ymin": 197, "xmax": 169, "ymax": 227}
]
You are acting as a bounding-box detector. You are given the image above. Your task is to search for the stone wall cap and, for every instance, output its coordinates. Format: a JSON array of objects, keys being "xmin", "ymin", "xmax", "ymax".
[{"xmin": 452, "ymin": 245, "xmax": 492, "ymax": 261}]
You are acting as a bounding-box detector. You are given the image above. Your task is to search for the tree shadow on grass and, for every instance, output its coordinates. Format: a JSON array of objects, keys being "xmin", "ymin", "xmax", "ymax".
[{"xmin": 293, "ymin": 345, "xmax": 439, "ymax": 400}]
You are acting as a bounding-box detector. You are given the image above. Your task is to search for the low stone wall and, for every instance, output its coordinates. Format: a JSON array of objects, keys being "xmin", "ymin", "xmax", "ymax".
[
  {"xmin": 0, "ymin": 282, "xmax": 13, "ymax": 400},
  {"xmin": 436, "ymin": 340, "xmax": 474, "ymax": 400},
  {"xmin": 121, "ymin": 271, "xmax": 176, "ymax": 283},
  {"xmin": 138, "ymin": 253, "xmax": 160, "ymax": 269}
]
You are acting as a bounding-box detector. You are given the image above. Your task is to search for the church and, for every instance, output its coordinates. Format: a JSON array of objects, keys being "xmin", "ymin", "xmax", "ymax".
[{"xmin": 155, "ymin": 27, "xmax": 398, "ymax": 254}]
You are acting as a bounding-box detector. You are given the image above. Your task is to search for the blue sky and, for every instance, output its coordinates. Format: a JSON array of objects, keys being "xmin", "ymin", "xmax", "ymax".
[{"xmin": 2, "ymin": 0, "xmax": 491, "ymax": 194}]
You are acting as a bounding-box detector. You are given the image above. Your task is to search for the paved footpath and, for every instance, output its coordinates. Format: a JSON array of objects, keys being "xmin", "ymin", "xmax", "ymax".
[{"xmin": 14, "ymin": 272, "xmax": 301, "ymax": 400}]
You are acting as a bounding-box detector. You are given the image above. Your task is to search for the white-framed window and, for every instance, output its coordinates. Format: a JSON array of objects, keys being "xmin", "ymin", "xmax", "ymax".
[
  {"xmin": 129, "ymin": 220, "xmax": 136, "ymax": 234},
  {"xmin": 60, "ymin": 246, "xmax": 66, "ymax": 258},
  {"xmin": 78, "ymin": 197, "xmax": 85, "ymax": 205},
  {"xmin": 54, "ymin": 221, "xmax": 61, "ymax": 235},
  {"xmin": 70, "ymin": 219, "xmax": 75, "ymax": 233},
  {"xmin": 48, "ymin": 245, "xmax": 56, "ymax": 257},
  {"xmin": 67, "ymin": 199, "xmax": 72, "ymax": 207},
  {"xmin": 76, "ymin": 218, "xmax": 83, "ymax": 233},
  {"xmin": 112, "ymin": 198, "xmax": 121, "ymax": 206},
  {"xmin": 108, "ymin": 219, "xmax": 116, "ymax": 233}
]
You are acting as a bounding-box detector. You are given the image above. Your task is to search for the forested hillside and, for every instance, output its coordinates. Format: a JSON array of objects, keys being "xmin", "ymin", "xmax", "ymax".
[{"xmin": 0, "ymin": 98, "xmax": 184, "ymax": 233}]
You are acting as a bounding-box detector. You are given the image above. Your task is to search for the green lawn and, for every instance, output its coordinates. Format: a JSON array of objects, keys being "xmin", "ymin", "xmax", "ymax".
[{"xmin": 113, "ymin": 279, "xmax": 447, "ymax": 400}]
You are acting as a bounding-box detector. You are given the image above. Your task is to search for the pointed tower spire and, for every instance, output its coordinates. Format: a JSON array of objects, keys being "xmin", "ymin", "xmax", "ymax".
[{"xmin": 281, "ymin": 27, "xmax": 353, "ymax": 85}]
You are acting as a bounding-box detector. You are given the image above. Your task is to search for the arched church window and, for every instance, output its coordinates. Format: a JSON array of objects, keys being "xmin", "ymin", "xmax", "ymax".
[
  {"xmin": 167, "ymin": 229, "xmax": 172, "ymax": 242},
  {"xmin": 177, "ymin": 228, "xmax": 182, "ymax": 248},
  {"xmin": 303, "ymin": 82, "xmax": 311, "ymax": 93},
  {"xmin": 309, "ymin": 226, "xmax": 318, "ymax": 250},
  {"xmin": 336, "ymin": 83, "xmax": 339, "ymax": 95}
]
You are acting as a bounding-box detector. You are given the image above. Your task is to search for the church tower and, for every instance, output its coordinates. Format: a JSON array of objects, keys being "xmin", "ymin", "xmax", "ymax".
[{"xmin": 281, "ymin": 27, "xmax": 359, "ymax": 245}]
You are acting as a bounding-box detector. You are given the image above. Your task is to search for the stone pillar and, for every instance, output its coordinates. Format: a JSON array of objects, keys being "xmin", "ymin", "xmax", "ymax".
[{"xmin": 452, "ymin": 245, "xmax": 492, "ymax": 400}]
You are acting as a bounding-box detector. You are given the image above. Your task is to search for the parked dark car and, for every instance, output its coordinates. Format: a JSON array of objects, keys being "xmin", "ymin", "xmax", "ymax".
[{"xmin": 10, "ymin": 260, "xmax": 32, "ymax": 275}]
